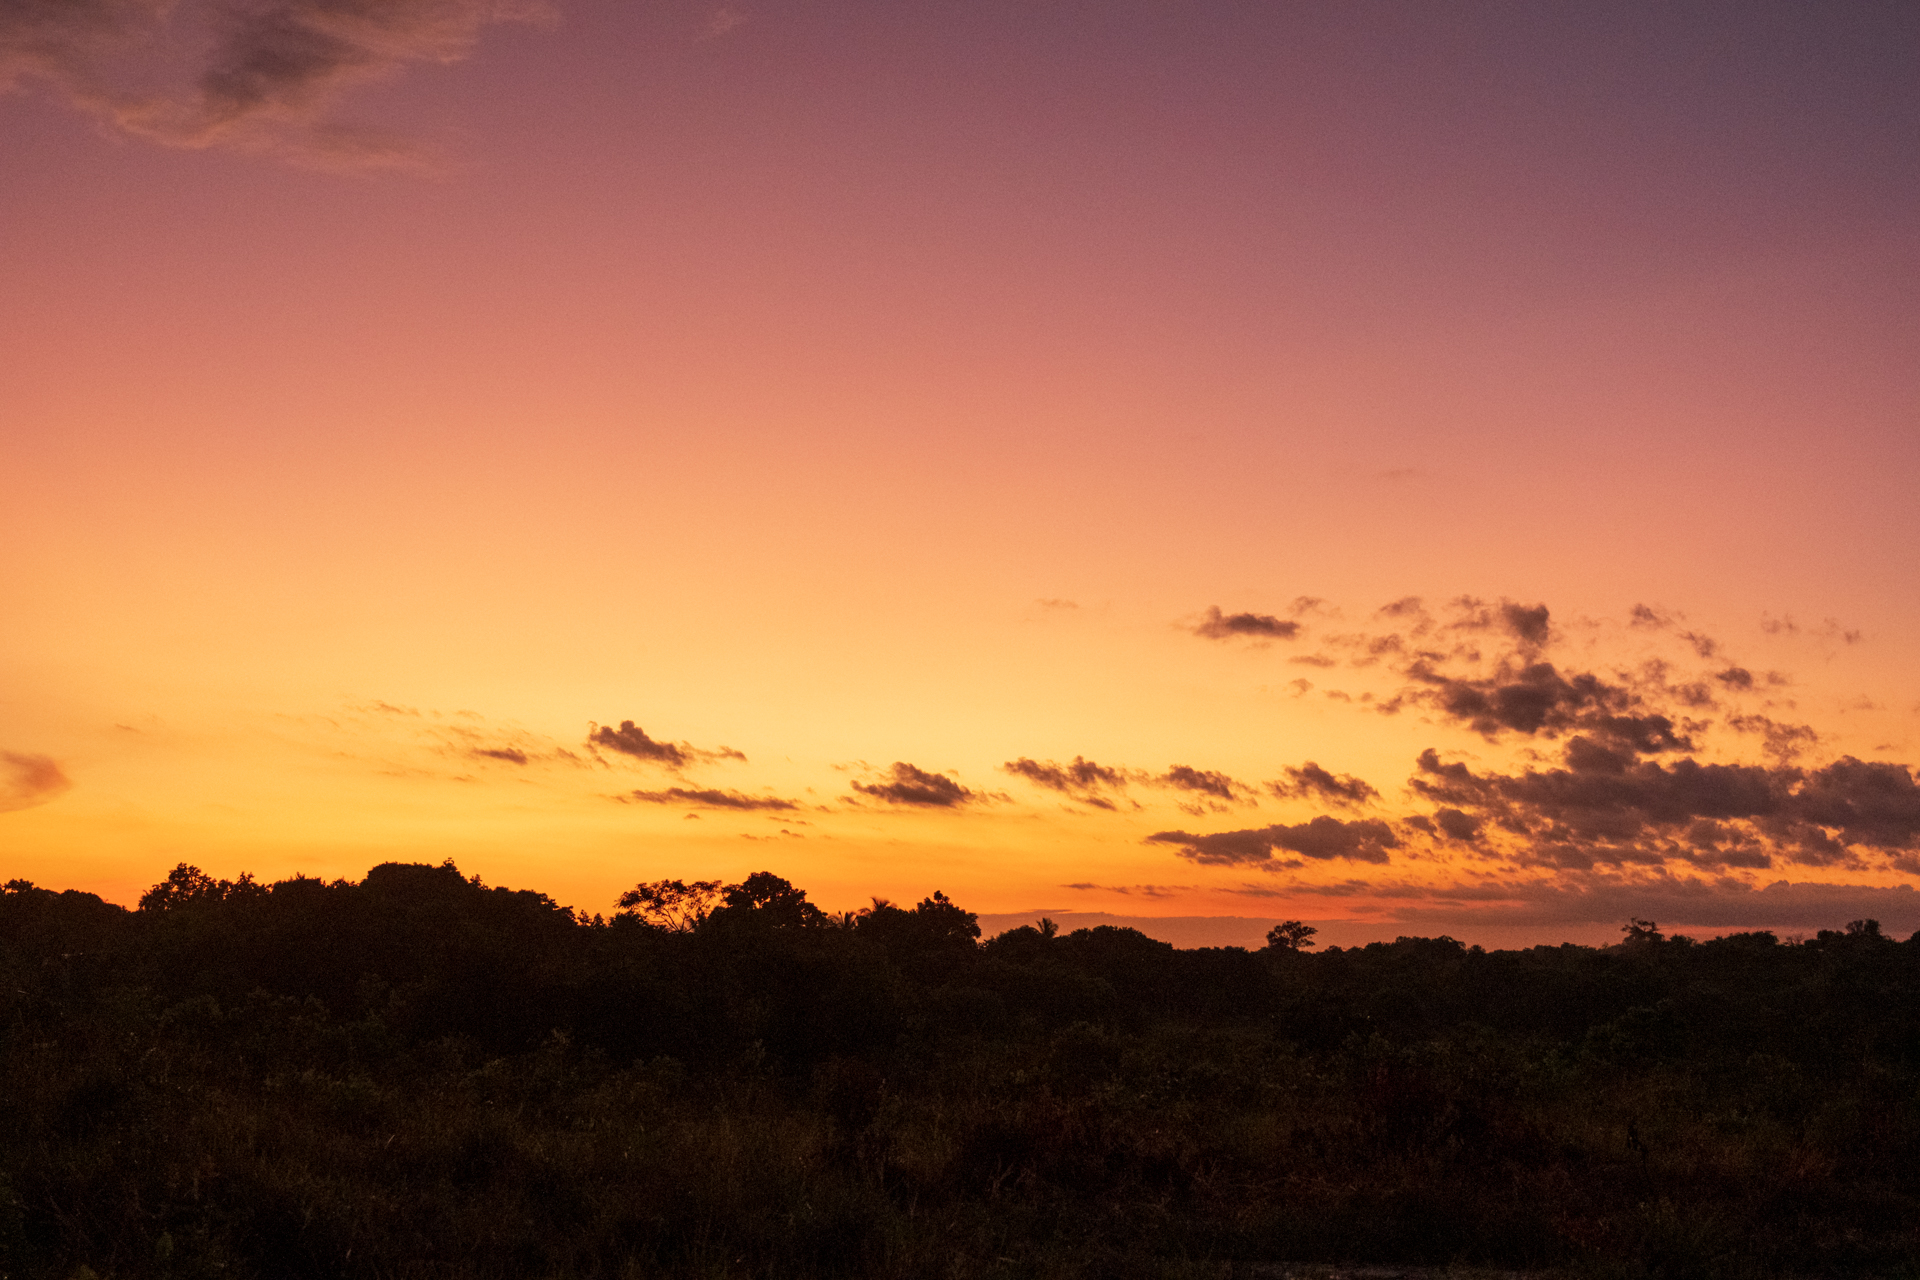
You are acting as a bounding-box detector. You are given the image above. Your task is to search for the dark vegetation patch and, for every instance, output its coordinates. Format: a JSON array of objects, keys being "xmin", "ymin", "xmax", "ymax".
[{"xmin": 4, "ymin": 868, "xmax": 1920, "ymax": 1277}]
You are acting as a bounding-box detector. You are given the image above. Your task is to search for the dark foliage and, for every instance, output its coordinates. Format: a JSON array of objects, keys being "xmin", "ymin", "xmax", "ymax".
[{"xmin": 6, "ymin": 867, "xmax": 1920, "ymax": 1277}]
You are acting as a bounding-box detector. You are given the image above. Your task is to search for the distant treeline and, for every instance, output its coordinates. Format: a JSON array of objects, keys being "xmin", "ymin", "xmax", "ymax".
[{"xmin": 5, "ymin": 863, "xmax": 1920, "ymax": 1278}]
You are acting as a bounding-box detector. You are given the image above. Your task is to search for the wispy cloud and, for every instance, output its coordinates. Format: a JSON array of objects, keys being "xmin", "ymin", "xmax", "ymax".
[
  {"xmin": 0, "ymin": 0, "xmax": 550, "ymax": 168},
  {"xmin": 1, "ymin": 752, "xmax": 72, "ymax": 814},
  {"xmin": 625, "ymin": 787, "xmax": 799, "ymax": 811}
]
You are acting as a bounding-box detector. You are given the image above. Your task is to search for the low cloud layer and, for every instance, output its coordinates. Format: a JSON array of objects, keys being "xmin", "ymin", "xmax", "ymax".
[
  {"xmin": 0, "ymin": 0, "xmax": 547, "ymax": 166},
  {"xmin": 1319, "ymin": 875, "xmax": 1920, "ymax": 934},
  {"xmin": 0, "ymin": 752, "xmax": 72, "ymax": 814}
]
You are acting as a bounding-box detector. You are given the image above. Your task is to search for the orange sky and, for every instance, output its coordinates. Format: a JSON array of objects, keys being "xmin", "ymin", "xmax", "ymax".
[{"xmin": 4, "ymin": 0, "xmax": 1918, "ymax": 946}]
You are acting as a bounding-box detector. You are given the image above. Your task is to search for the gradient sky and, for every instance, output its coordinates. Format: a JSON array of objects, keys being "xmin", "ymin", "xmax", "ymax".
[{"xmin": 4, "ymin": 0, "xmax": 1917, "ymax": 946}]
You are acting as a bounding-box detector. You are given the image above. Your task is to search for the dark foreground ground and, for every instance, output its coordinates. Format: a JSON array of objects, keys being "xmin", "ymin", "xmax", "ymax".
[{"xmin": 6, "ymin": 864, "xmax": 1920, "ymax": 1279}]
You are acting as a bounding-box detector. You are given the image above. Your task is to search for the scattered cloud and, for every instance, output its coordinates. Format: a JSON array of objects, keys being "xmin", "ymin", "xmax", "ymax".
[
  {"xmin": 1726, "ymin": 714, "xmax": 1821, "ymax": 763},
  {"xmin": 1002, "ymin": 756, "xmax": 1138, "ymax": 809},
  {"xmin": 1410, "ymin": 745, "xmax": 1920, "ymax": 870},
  {"xmin": 471, "ymin": 747, "xmax": 528, "ymax": 765},
  {"xmin": 1146, "ymin": 816, "xmax": 1398, "ymax": 867},
  {"xmin": 1062, "ymin": 883, "xmax": 1191, "ymax": 898},
  {"xmin": 0, "ymin": 752, "xmax": 72, "ymax": 814},
  {"xmin": 1269, "ymin": 762, "xmax": 1379, "ymax": 809},
  {"xmin": 0, "ymin": 0, "xmax": 550, "ymax": 167},
  {"xmin": 625, "ymin": 787, "xmax": 799, "ymax": 811},
  {"xmin": 1157, "ymin": 765, "xmax": 1249, "ymax": 802},
  {"xmin": 1192, "ymin": 606, "xmax": 1299, "ymax": 641},
  {"xmin": 588, "ymin": 721, "xmax": 745, "ymax": 769},
  {"xmin": 852, "ymin": 762, "xmax": 984, "ymax": 808},
  {"xmin": 1764, "ymin": 614, "xmax": 1864, "ymax": 645}
]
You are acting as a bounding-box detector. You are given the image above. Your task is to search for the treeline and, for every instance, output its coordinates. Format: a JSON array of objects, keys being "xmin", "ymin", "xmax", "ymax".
[{"xmin": 4, "ymin": 863, "xmax": 1920, "ymax": 1278}]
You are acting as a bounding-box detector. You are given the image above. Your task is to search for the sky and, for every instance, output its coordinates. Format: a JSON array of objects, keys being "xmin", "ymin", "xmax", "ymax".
[{"xmin": 3, "ymin": 0, "xmax": 1917, "ymax": 948}]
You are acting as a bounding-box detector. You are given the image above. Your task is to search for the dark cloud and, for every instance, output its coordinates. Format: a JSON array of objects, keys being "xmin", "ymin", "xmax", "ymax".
[
  {"xmin": 1, "ymin": 752, "xmax": 72, "ymax": 813},
  {"xmin": 1405, "ymin": 655, "xmax": 1696, "ymax": 760},
  {"xmin": 852, "ymin": 762, "xmax": 979, "ymax": 808},
  {"xmin": 1192, "ymin": 606, "xmax": 1300, "ymax": 641},
  {"xmin": 1157, "ymin": 765, "xmax": 1253, "ymax": 806},
  {"xmin": 1502, "ymin": 603, "xmax": 1551, "ymax": 647},
  {"xmin": 1410, "ymin": 744, "xmax": 1920, "ymax": 868},
  {"xmin": 627, "ymin": 788, "xmax": 799, "ymax": 812},
  {"xmin": 471, "ymin": 747, "xmax": 528, "ymax": 765},
  {"xmin": 1269, "ymin": 762, "xmax": 1379, "ymax": 809},
  {"xmin": 1437, "ymin": 597, "xmax": 1551, "ymax": 646},
  {"xmin": 1147, "ymin": 816, "xmax": 1398, "ymax": 867},
  {"xmin": 588, "ymin": 721, "xmax": 744, "ymax": 769},
  {"xmin": 1002, "ymin": 756, "xmax": 1138, "ymax": 809},
  {"xmin": 0, "ymin": 0, "xmax": 547, "ymax": 166}
]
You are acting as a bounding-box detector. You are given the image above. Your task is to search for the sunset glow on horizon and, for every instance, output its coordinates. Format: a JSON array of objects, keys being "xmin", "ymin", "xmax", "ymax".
[{"xmin": 4, "ymin": 0, "xmax": 1917, "ymax": 947}]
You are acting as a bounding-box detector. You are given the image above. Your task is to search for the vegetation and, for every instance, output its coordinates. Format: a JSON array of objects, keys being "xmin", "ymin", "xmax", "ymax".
[{"xmin": 5, "ymin": 862, "xmax": 1920, "ymax": 1278}]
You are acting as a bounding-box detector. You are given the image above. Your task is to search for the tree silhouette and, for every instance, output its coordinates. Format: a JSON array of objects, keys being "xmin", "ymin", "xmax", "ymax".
[
  {"xmin": 1266, "ymin": 919, "xmax": 1318, "ymax": 951},
  {"xmin": 617, "ymin": 878, "xmax": 723, "ymax": 931}
]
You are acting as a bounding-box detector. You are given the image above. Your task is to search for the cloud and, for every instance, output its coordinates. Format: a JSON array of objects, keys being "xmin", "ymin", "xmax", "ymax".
[
  {"xmin": 626, "ymin": 787, "xmax": 798, "ymax": 811},
  {"xmin": 1269, "ymin": 762, "xmax": 1379, "ymax": 809},
  {"xmin": 1410, "ymin": 744, "xmax": 1920, "ymax": 869},
  {"xmin": 0, "ymin": 0, "xmax": 549, "ymax": 167},
  {"xmin": 852, "ymin": 762, "xmax": 981, "ymax": 808},
  {"xmin": 1002, "ymin": 756, "xmax": 1138, "ymax": 809},
  {"xmin": 1146, "ymin": 816, "xmax": 1398, "ymax": 867},
  {"xmin": 1192, "ymin": 606, "xmax": 1300, "ymax": 641},
  {"xmin": 588, "ymin": 721, "xmax": 745, "ymax": 770},
  {"xmin": 1, "ymin": 752, "xmax": 72, "ymax": 813},
  {"xmin": 1726, "ymin": 713, "xmax": 1820, "ymax": 763},
  {"xmin": 1062, "ymin": 883, "xmax": 1190, "ymax": 898},
  {"xmin": 1157, "ymin": 765, "xmax": 1249, "ymax": 802},
  {"xmin": 471, "ymin": 746, "xmax": 528, "ymax": 765},
  {"xmin": 1406, "ymin": 655, "xmax": 1695, "ymax": 756}
]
